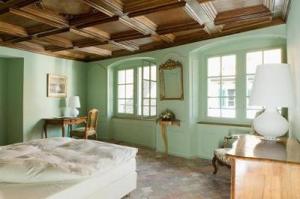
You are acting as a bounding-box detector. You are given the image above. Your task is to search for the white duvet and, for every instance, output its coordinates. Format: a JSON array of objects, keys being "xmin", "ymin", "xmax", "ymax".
[{"xmin": 0, "ymin": 138, "xmax": 137, "ymax": 183}]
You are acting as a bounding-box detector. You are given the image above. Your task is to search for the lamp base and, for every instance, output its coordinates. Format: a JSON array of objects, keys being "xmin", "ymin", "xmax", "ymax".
[
  {"xmin": 69, "ymin": 108, "xmax": 79, "ymax": 117},
  {"xmin": 253, "ymin": 108, "xmax": 289, "ymax": 140}
]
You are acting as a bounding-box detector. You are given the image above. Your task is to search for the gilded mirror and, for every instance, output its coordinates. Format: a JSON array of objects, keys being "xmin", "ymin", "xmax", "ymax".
[{"xmin": 159, "ymin": 59, "xmax": 184, "ymax": 100}]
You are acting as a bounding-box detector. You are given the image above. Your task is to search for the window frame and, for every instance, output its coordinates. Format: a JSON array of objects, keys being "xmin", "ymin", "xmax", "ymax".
[
  {"xmin": 114, "ymin": 60, "xmax": 157, "ymax": 120},
  {"xmin": 207, "ymin": 54, "xmax": 237, "ymax": 119},
  {"xmin": 200, "ymin": 45, "xmax": 286, "ymax": 125}
]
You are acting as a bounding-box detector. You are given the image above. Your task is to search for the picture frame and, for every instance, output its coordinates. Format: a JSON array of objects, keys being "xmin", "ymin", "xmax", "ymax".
[{"xmin": 47, "ymin": 74, "xmax": 67, "ymax": 98}]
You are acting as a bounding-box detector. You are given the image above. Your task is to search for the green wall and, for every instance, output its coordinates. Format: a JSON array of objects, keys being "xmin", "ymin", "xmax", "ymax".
[
  {"xmin": 0, "ymin": 59, "xmax": 7, "ymax": 145},
  {"xmin": 6, "ymin": 58, "xmax": 23, "ymax": 144},
  {"xmin": 0, "ymin": 58, "xmax": 23, "ymax": 145},
  {"xmin": 287, "ymin": 0, "xmax": 300, "ymax": 139},
  {"xmin": 0, "ymin": 47, "xmax": 88, "ymax": 143},
  {"xmin": 88, "ymin": 25, "xmax": 287, "ymax": 159}
]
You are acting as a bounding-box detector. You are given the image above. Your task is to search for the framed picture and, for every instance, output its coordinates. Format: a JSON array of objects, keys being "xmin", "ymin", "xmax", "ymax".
[{"xmin": 47, "ymin": 74, "xmax": 67, "ymax": 98}]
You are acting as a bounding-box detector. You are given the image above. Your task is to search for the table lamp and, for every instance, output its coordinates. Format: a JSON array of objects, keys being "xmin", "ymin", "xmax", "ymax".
[
  {"xmin": 68, "ymin": 96, "xmax": 81, "ymax": 117},
  {"xmin": 250, "ymin": 64, "xmax": 294, "ymax": 140}
]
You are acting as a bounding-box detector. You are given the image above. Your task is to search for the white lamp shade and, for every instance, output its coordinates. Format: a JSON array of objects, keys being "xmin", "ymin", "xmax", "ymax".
[
  {"xmin": 249, "ymin": 64, "xmax": 294, "ymax": 108},
  {"xmin": 68, "ymin": 96, "xmax": 81, "ymax": 108}
]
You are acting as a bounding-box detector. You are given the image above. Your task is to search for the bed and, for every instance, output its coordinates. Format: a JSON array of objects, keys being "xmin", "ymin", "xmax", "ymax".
[{"xmin": 0, "ymin": 137, "xmax": 138, "ymax": 199}]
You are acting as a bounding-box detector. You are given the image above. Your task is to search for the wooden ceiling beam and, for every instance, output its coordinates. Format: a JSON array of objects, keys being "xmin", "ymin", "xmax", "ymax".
[
  {"xmin": 0, "ymin": 0, "xmax": 39, "ymax": 14},
  {"xmin": 215, "ymin": 5, "xmax": 272, "ymax": 25},
  {"xmin": 35, "ymin": 27, "xmax": 70, "ymax": 38},
  {"xmin": 40, "ymin": 35, "xmax": 73, "ymax": 48},
  {"xmin": 156, "ymin": 21, "xmax": 204, "ymax": 34},
  {"xmin": 10, "ymin": 8, "xmax": 67, "ymax": 28},
  {"xmin": 111, "ymin": 30, "xmax": 150, "ymax": 42},
  {"xmin": 45, "ymin": 45, "xmax": 73, "ymax": 52},
  {"xmin": 70, "ymin": 12, "xmax": 119, "ymax": 29},
  {"xmin": 80, "ymin": 0, "xmax": 123, "ymax": 17},
  {"xmin": 73, "ymin": 39, "xmax": 108, "ymax": 48},
  {"xmin": 6, "ymin": 27, "xmax": 70, "ymax": 43},
  {"xmin": 184, "ymin": 0, "xmax": 220, "ymax": 34},
  {"xmin": 126, "ymin": 1, "xmax": 186, "ymax": 18},
  {"xmin": 110, "ymin": 40, "xmax": 139, "ymax": 52},
  {"xmin": 0, "ymin": 21, "xmax": 28, "ymax": 37},
  {"xmin": 76, "ymin": 46, "xmax": 112, "ymax": 56}
]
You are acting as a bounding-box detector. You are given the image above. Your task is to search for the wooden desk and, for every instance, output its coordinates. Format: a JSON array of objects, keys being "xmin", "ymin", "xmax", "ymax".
[
  {"xmin": 227, "ymin": 135, "xmax": 300, "ymax": 199},
  {"xmin": 43, "ymin": 117, "xmax": 87, "ymax": 138},
  {"xmin": 159, "ymin": 119, "xmax": 180, "ymax": 155}
]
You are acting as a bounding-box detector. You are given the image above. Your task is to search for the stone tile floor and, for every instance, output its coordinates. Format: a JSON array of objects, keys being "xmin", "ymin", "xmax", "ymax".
[{"xmin": 121, "ymin": 144, "xmax": 230, "ymax": 199}]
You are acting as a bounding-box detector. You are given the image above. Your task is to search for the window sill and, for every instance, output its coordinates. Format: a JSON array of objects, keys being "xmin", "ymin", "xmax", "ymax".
[
  {"xmin": 197, "ymin": 121, "xmax": 251, "ymax": 128},
  {"xmin": 112, "ymin": 116, "xmax": 157, "ymax": 122}
]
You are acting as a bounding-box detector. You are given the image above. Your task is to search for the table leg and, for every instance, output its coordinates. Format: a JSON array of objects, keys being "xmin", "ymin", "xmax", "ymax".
[
  {"xmin": 43, "ymin": 123, "xmax": 48, "ymax": 138},
  {"xmin": 160, "ymin": 124, "xmax": 168, "ymax": 155},
  {"xmin": 62, "ymin": 125, "xmax": 65, "ymax": 137}
]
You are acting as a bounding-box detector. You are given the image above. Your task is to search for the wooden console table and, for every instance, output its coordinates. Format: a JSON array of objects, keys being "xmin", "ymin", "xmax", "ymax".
[
  {"xmin": 227, "ymin": 135, "xmax": 300, "ymax": 199},
  {"xmin": 43, "ymin": 117, "xmax": 87, "ymax": 138},
  {"xmin": 159, "ymin": 119, "xmax": 180, "ymax": 155}
]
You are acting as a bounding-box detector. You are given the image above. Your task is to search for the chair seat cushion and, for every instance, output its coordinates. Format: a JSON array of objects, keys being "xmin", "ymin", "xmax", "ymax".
[
  {"xmin": 214, "ymin": 148, "xmax": 231, "ymax": 165},
  {"xmin": 71, "ymin": 127, "xmax": 96, "ymax": 137}
]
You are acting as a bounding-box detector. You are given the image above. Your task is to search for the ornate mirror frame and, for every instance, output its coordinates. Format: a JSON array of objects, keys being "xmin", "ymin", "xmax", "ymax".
[{"xmin": 159, "ymin": 59, "xmax": 184, "ymax": 100}]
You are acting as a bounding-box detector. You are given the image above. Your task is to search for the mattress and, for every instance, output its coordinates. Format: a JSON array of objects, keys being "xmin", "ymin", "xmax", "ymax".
[
  {"xmin": 0, "ymin": 137, "xmax": 138, "ymax": 183},
  {"xmin": 0, "ymin": 138, "xmax": 138, "ymax": 199},
  {"xmin": 0, "ymin": 158, "xmax": 136, "ymax": 199}
]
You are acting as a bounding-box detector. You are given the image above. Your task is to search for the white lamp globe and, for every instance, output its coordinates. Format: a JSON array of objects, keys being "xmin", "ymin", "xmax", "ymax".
[{"xmin": 250, "ymin": 64, "xmax": 294, "ymax": 140}]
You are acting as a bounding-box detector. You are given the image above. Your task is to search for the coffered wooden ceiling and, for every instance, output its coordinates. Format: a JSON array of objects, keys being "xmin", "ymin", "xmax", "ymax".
[{"xmin": 0, "ymin": 0, "xmax": 290, "ymax": 62}]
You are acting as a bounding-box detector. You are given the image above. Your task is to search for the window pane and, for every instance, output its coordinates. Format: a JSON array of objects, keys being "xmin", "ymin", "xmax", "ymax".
[
  {"xmin": 221, "ymin": 109, "xmax": 235, "ymax": 118},
  {"xmin": 150, "ymin": 82, "xmax": 156, "ymax": 98},
  {"xmin": 264, "ymin": 49, "xmax": 281, "ymax": 64},
  {"xmin": 143, "ymin": 66, "xmax": 150, "ymax": 80},
  {"xmin": 208, "ymin": 97, "xmax": 220, "ymax": 109},
  {"xmin": 221, "ymin": 97, "xmax": 235, "ymax": 109},
  {"xmin": 137, "ymin": 68, "xmax": 142, "ymax": 115},
  {"xmin": 151, "ymin": 65, "xmax": 156, "ymax": 81},
  {"xmin": 150, "ymin": 106, "xmax": 156, "ymax": 116},
  {"xmin": 126, "ymin": 69, "xmax": 134, "ymax": 83},
  {"xmin": 222, "ymin": 77, "xmax": 235, "ymax": 97},
  {"xmin": 247, "ymin": 97, "xmax": 261, "ymax": 110},
  {"xmin": 247, "ymin": 110, "xmax": 258, "ymax": 119},
  {"xmin": 246, "ymin": 97, "xmax": 262, "ymax": 119},
  {"xmin": 125, "ymin": 84, "xmax": 133, "ymax": 98},
  {"xmin": 208, "ymin": 57, "xmax": 220, "ymax": 77},
  {"xmin": 208, "ymin": 109, "xmax": 220, "ymax": 117},
  {"xmin": 125, "ymin": 100, "xmax": 133, "ymax": 114},
  {"xmin": 143, "ymin": 99, "xmax": 149, "ymax": 106},
  {"xmin": 150, "ymin": 99, "xmax": 156, "ymax": 106},
  {"xmin": 222, "ymin": 55, "xmax": 236, "ymax": 76},
  {"xmin": 247, "ymin": 51, "xmax": 262, "ymax": 74},
  {"xmin": 118, "ymin": 85, "xmax": 125, "ymax": 98},
  {"xmin": 143, "ymin": 106, "xmax": 149, "ymax": 116},
  {"xmin": 208, "ymin": 77, "xmax": 220, "ymax": 97},
  {"xmin": 143, "ymin": 80, "xmax": 150, "ymax": 97},
  {"xmin": 118, "ymin": 70, "xmax": 126, "ymax": 84},
  {"xmin": 118, "ymin": 99, "xmax": 125, "ymax": 113},
  {"xmin": 246, "ymin": 75, "xmax": 255, "ymax": 96},
  {"xmin": 125, "ymin": 106, "xmax": 133, "ymax": 114}
]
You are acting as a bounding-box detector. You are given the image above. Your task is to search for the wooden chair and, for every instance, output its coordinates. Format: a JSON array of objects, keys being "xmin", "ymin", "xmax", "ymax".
[{"xmin": 70, "ymin": 109, "xmax": 99, "ymax": 139}]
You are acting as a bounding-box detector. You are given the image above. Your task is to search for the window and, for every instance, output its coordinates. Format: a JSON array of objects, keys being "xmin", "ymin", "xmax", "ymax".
[
  {"xmin": 116, "ymin": 61, "xmax": 157, "ymax": 118},
  {"xmin": 207, "ymin": 55, "xmax": 236, "ymax": 118},
  {"xmin": 117, "ymin": 69, "xmax": 134, "ymax": 114},
  {"xmin": 138, "ymin": 64, "xmax": 157, "ymax": 117},
  {"xmin": 204, "ymin": 48, "xmax": 283, "ymax": 122},
  {"xmin": 246, "ymin": 49, "xmax": 282, "ymax": 118}
]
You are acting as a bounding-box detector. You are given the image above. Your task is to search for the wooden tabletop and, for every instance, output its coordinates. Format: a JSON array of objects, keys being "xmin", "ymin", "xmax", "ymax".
[
  {"xmin": 43, "ymin": 116, "xmax": 87, "ymax": 121},
  {"xmin": 227, "ymin": 135, "xmax": 300, "ymax": 164}
]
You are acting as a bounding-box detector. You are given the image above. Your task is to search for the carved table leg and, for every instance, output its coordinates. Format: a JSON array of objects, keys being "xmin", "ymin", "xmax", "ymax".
[
  {"xmin": 212, "ymin": 155, "xmax": 218, "ymax": 174},
  {"xmin": 160, "ymin": 124, "xmax": 168, "ymax": 155},
  {"xmin": 43, "ymin": 123, "xmax": 48, "ymax": 138}
]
